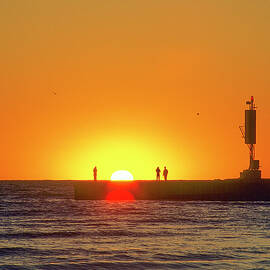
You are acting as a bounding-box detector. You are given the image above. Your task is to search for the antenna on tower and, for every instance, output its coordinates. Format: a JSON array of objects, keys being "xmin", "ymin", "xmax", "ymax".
[{"xmin": 240, "ymin": 96, "xmax": 261, "ymax": 181}]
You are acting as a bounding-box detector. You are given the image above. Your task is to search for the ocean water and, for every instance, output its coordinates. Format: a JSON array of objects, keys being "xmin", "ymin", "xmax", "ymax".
[{"xmin": 0, "ymin": 181, "xmax": 270, "ymax": 269}]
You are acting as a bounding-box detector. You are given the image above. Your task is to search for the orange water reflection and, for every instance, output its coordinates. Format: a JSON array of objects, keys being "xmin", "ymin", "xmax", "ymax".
[{"xmin": 106, "ymin": 190, "xmax": 135, "ymax": 201}]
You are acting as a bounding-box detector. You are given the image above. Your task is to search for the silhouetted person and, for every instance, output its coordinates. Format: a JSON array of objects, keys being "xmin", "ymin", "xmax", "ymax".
[
  {"xmin": 156, "ymin": 166, "xmax": 161, "ymax": 181},
  {"xmin": 93, "ymin": 166, "xmax": 97, "ymax": 181},
  {"xmin": 163, "ymin": 166, "xmax": 168, "ymax": 181}
]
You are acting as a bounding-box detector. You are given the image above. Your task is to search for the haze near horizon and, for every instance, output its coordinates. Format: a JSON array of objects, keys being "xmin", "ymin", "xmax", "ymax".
[{"xmin": 0, "ymin": 1, "xmax": 270, "ymax": 180}]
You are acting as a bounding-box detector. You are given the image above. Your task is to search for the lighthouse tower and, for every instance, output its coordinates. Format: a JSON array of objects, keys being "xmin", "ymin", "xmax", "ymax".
[{"xmin": 240, "ymin": 96, "xmax": 261, "ymax": 180}]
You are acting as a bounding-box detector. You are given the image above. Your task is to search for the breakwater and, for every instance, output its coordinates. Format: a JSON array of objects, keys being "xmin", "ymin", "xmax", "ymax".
[{"xmin": 74, "ymin": 179, "xmax": 270, "ymax": 200}]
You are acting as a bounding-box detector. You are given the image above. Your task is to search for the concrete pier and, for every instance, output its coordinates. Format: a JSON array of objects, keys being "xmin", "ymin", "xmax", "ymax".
[{"xmin": 74, "ymin": 179, "xmax": 270, "ymax": 200}]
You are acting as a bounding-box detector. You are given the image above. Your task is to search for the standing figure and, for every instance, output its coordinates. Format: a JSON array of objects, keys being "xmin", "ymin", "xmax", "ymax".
[
  {"xmin": 156, "ymin": 166, "xmax": 161, "ymax": 181},
  {"xmin": 93, "ymin": 166, "xmax": 97, "ymax": 181},
  {"xmin": 163, "ymin": 166, "xmax": 168, "ymax": 181}
]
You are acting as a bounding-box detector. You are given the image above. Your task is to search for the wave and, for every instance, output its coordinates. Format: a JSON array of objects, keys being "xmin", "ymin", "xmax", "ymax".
[
  {"xmin": 0, "ymin": 231, "xmax": 83, "ymax": 239},
  {"xmin": 0, "ymin": 229, "xmax": 177, "ymax": 240}
]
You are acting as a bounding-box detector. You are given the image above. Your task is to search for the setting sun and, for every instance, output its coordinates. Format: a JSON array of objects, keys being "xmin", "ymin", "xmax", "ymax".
[{"xmin": 111, "ymin": 170, "xmax": 134, "ymax": 181}]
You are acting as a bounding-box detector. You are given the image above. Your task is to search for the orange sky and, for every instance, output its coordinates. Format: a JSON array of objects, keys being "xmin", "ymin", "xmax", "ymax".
[{"xmin": 0, "ymin": 1, "xmax": 270, "ymax": 180}]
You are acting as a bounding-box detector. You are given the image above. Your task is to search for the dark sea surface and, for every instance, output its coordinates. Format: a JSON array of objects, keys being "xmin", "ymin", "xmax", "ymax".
[{"xmin": 0, "ymin": 180, "xmax": 270, "ymax": 270}]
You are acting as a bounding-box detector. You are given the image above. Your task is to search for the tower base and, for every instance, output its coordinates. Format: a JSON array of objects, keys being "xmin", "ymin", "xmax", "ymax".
[{"xmin": 240, "ymin": 169, "xmax": 261, "ymax": 181}]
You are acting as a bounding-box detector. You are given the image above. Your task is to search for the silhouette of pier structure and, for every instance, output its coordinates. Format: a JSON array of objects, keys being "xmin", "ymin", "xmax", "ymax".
[
  {"xmin": 239, "ymin": 96, "xmax": 261, "ymax": 180},
  {"xmin": 74, "ymin": 96, "xmax": 268, "ymax": 200}
]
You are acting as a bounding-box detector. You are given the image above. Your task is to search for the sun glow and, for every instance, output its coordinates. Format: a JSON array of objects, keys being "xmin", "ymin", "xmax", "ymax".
[
  {"xmin": 106, "ymin": 190, "xmax": 135, "ymax": 200},
  {"xmin": 111, "ymin": 170, "xmax": 134, "ymax": 181}
]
